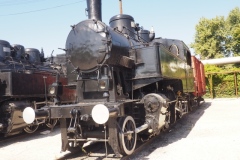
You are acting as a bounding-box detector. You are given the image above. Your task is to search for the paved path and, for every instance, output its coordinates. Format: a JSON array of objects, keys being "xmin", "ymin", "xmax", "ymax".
[
  {"xmin": 132, "ymin": 98, "xmax": 240, "ymax": 160},
  {"xmin": 0, "ymin": 98, "xmax": 240, "ymax": 160},
  {"xmin": 0, "ymin": 127, "xmax": 69, "ymax": 160}
]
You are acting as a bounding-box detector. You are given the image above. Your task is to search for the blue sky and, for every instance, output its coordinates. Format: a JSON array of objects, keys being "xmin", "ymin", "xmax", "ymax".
[{"xmin": 1, "ymin": 0, "xmax": 240, "ymax": 57}]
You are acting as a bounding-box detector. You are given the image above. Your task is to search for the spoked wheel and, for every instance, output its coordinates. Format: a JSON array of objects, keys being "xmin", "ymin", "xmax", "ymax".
[
  {"xmin": 24, "ymin": 123, "xmax": 39, "ymax": 133},
  {"xmin": 176, "ymin": 101, "xmax": 183, "ymax": 119},
  {"xmin": 45, "ymin": 118, "xmax": 58, "ymax": 128},
  {"xmin": 176, "ymin": 101, "xmax": 188, "ymax": 119},
  {"xmin": 118, "ymin": 116, "xmax": 137, "ymax": 156}
]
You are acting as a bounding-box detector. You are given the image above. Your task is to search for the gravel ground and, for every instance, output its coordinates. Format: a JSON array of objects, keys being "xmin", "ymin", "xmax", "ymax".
[{"xmin": 0, "ymin": 98, "xmax": 240, "ymax": 160}]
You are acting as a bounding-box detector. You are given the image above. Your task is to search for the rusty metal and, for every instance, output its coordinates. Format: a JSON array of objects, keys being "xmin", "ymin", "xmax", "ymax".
[{"xmin": 191, "ymin": 56, "xmax": 206, "ymax": 97}]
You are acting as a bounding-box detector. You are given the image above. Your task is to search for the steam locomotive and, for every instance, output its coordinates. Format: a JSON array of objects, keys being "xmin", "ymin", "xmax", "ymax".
[
  {"xmin": 23, "ymin": 0, "xmax": 206, "ymax": 156},
  {"xmin": 0, "ymin": 40, "xmax": 76, "ymax": 137}
]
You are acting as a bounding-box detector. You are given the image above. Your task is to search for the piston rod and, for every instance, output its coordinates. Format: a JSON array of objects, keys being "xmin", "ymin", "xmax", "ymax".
[{"xmin": 135, "ymin": 123, "xmax": 149, "ymax": 133}]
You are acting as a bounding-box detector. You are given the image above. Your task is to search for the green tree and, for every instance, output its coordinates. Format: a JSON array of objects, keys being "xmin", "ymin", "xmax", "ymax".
[
  {"xmin": 225, "ymin": 7, "xmax": 240, "ymax": 56},
  {"xmin": 233, "ymin": 25, "xmax": 240, "ymax": 50},
  {"xmin": 191, "ymin": 7, "xmax": 240, "ymax": 59},
  {"xmin": 191, "ymin": 17, "xmax": 225, "ymax": 59}
]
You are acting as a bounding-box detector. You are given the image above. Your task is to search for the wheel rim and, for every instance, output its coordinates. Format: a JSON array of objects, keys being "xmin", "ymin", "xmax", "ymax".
[
  {"xmin": 45, "ymin": 118, "xmax": 58, "ymax": 128},
  {"xmin": 24, "ymin": 123, "xmax": 39, "ymax": 133},
  {"xmin": 177, "ymin": 102, "xmax": 183, "ymax": 119},
  {"xmin": 118, "ymin": 116, "xmax": 137, "ymax": 155}
]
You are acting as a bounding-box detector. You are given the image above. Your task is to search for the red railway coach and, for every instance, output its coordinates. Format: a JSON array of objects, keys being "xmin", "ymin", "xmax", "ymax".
[{"xmin": 191, "ymin": 56, "xmax": 206, "ymax": 97}]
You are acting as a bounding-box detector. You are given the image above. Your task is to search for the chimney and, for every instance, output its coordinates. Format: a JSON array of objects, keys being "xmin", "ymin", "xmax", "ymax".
[{"xmin": 86, "ymin": 0, "xmax": 102, "ymax": 21}]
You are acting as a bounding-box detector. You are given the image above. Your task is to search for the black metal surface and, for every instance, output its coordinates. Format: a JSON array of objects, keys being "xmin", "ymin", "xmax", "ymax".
[
  {"xmin": 0, "ymin": 40, "xmax": 11, "ymax": 60},
  {"xmin": 24, "ymin": 0, "xmax": 206, "ymax": 157},
  {"xmin": 66, "ymin": 20, "xmax": 108, "ymax": 71},
  {"xmin": 1, "ymin": 101, "xmax": 30, "ymax": 136},
  {"xmin": 12, "ymin": 44, "xmax": 25, "ymax": 60},
  {"xmin": 0, "ymin": 40, "xmax": 76, "ymax": 137},
  {"xmin": 86, "ymin": 0, "xmax": 102, "ymax": 21},
  {"xmin": 109, "ymin": 14, "xmax": 136, "ymax": 38},
  {"xmin": 134, "ymin": 45, "xmax": 161, "ymax": 79},
  {"xmin": 153, "ymin": 38, "xmax": 192, "ymax": 62},
  {"xmin": 138, "ymin": 29, "xmax": 150, "ymax": 42},
  {"xmin": 25, "ymin": 48, "xmax": 41, "ymax": 63},
  {"xmin": 66, "ymin": 19, "xmax": 133, "ymax": 72}
]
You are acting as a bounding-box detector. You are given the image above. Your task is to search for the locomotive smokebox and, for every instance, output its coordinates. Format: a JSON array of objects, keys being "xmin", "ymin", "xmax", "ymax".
[
  {"xmin": 66, "ymin": 20, "xmax": 109, "ymax": 71},
  {"xmin": 86, "ymin": 0, "xmax": 102, "ymax": 21}
]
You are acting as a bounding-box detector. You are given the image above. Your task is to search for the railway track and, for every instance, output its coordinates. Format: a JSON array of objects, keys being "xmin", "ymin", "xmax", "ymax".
[
  {"xmin": 57, "ymin": 102, "xmax": 205, "ymax": 160},
  {"xmin": 56, "ymin": 126, "xmax": 172, "ymax": 160}
]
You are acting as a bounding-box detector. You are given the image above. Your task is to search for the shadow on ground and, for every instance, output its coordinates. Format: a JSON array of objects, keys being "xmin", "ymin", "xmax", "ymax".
[
  {"xmin": 128, "ymin": 101, "xmax": 212, "ymax": 160},
  {"xmin": 57, "ymin": 101, "xmax": 212, "ymax": 160}
]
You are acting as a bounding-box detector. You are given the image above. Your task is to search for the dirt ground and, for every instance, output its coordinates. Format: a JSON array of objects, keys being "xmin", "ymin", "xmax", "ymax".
[{"xmin": 0, "ymin": 98, "xmax": 240, "ymax": 160}]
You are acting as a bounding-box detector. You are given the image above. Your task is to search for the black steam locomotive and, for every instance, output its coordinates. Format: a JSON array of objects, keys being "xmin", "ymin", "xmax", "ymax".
[
  {"xmin": 0, "ymin": 40, "xmax": 76, "ymax": 137},
  {"xmin": 23, "ymin": 0, "xmax": 205, "ymax": 156}
]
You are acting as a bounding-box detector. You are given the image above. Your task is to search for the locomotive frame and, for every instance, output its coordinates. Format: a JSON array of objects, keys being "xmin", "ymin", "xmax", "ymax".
[{"xmin": 23, "ymin": 0, "xmax": 206, "ymax": 156}]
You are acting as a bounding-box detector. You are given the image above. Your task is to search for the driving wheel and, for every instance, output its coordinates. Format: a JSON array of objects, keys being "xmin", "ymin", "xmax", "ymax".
[
  {"xmin": 24, "ymin": 122, "xmax": 39, "ymax": 133},
  {"xmin": 118, "ymin": 116, "xmax": 137, "ymax": 155},
  {"xmin": 45, "ymin": 118, "xmax": 58, "ymax": 128}
]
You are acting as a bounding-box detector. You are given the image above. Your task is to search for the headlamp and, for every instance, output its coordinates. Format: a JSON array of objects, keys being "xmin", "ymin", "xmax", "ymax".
[
  {"xmin": 23, "ymin": 107, "xmax": 35, "ymax": 124},
  {"xmin": 91, "ymin": 104, "xmax": 109, "ymax": 124},
  {"xmin": 48, "ymin": 82, "xmax": 60, "ymax": 96},
  {"xmin": 99, "ymin": 80, "xmax": 106, "ymax": 89},
  {"xmin": 49, "ymin": 87, "xmax": 56, "ymax": 95}
]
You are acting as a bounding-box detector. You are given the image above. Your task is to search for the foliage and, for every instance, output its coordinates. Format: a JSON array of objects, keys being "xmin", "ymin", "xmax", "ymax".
[
  {"xmin": 225, "ymin": 8, "xmax": 240, "ymax": 56},
  {"xmin": 192, "ymin": 7, "xmax": 240, "ymax": 98},
  {"xmin": 204, "ymin": 64, "xmax": 240, "ymax": 98},
  {"xmin": 191, "ymin": 7, "xmax": 240, "ymax": 59}
]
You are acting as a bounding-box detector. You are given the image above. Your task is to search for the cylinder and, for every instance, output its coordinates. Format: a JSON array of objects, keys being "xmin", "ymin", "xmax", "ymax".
[
  {"xmin": 109, "ymin": 14, "xmax": 136, "ymax": 38},
  {"xmin": 35, "ymin": 109, "xmax": 49, "ymax": 119},
  {"xmin": 25, "ymin": 48, "xmax": 41, "ymax": 63},
  {"xmin": 138, "ymin": 30, "xmax": 150, "ymax": 43},
  {"xmin": 12, "ymin": 44, "xmax": 25, "ymax": 59},
  {"xmin": 86, "ymin": 0, "xmax": 102, "ymax": 21},
  {"xmin": 201, "ymin": 56, "xmax": 240, "ymax": 65}
]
